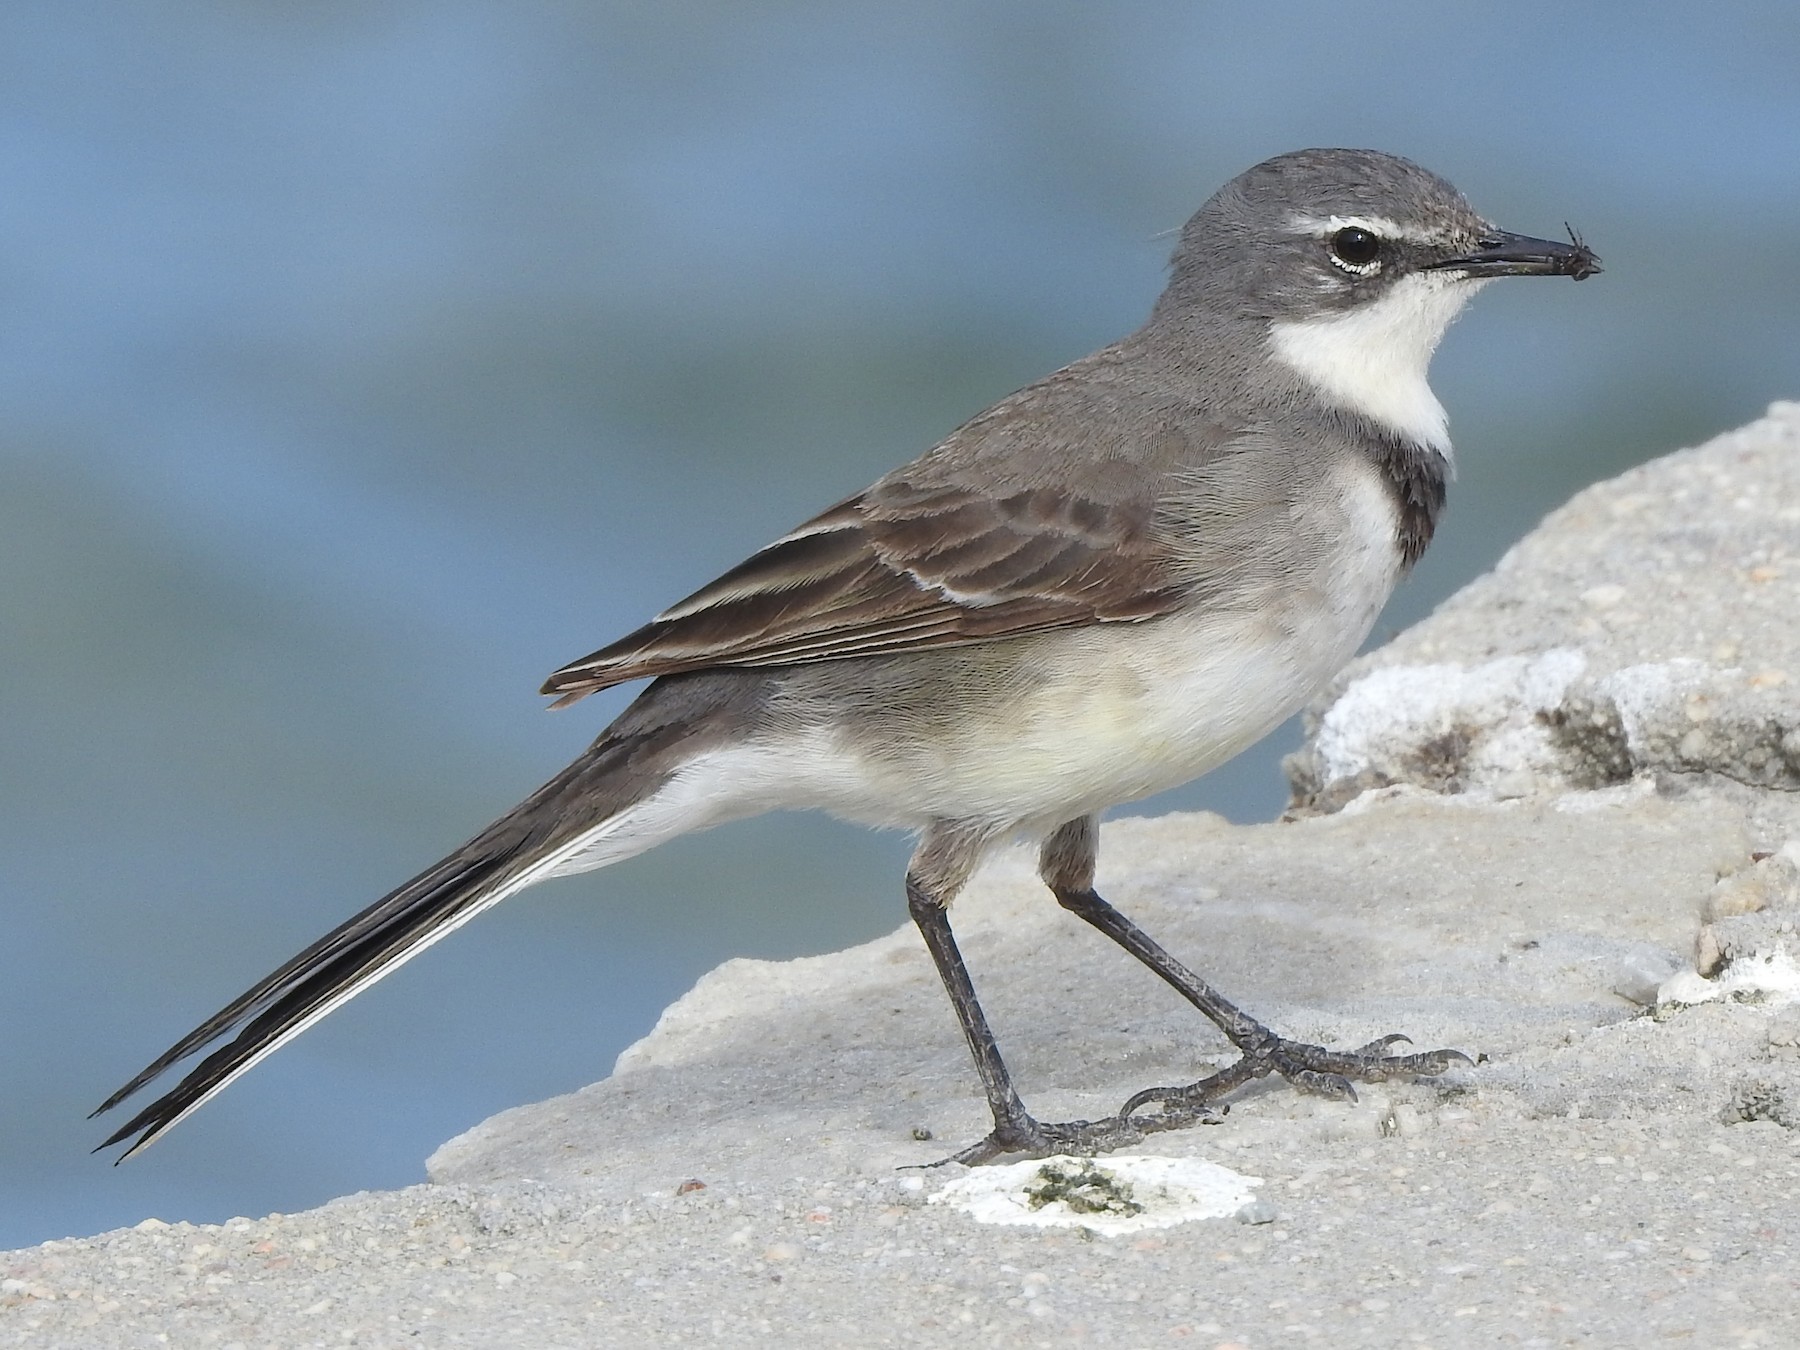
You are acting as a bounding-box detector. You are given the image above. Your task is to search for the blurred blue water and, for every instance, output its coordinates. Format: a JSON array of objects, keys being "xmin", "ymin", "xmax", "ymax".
[{"xmin": 3, "ymin": 2, "xmax": 1796, "ymax": 1247}]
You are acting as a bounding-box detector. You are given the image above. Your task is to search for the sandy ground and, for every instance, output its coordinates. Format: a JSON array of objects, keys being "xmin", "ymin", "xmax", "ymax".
[{"xmin": 7, "ymin": 407, "xmax": 1800, "ymax": 1347}]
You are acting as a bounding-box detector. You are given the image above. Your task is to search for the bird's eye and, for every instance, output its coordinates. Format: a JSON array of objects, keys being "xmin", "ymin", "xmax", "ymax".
[{"xmin": 1328, "ymin": 226, "xmax": 1382, "ymax": 274}]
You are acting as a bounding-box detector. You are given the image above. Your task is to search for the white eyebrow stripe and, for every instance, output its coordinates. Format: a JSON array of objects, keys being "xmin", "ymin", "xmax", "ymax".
[{"xmin": 1287, "ymin": 213, "xmax": 1441, "ymax": 245}]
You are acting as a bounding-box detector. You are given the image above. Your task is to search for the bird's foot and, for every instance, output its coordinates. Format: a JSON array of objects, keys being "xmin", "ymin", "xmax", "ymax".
[
  {"xmin": 1120, "ymin": 1032, "xmax": 1472, "ymax": 1120},
  {"xmin": 929, "ymin": 1108, "xmax": 1165, "ymax": 1168}
]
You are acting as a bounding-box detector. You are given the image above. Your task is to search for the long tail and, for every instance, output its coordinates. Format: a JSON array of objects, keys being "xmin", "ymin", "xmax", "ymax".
[{"xmin": 91, "ymin": 710, "xmax": 717, "ymax": 1160}]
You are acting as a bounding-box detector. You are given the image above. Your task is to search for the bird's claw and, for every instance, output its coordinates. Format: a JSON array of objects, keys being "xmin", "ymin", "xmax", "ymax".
[
  {"xmin": 1119, "ymin": 1031, "xmax": 1472, "ymax": 1120},
  {"xmin": 928, "ymin": 1111, "xmax": 1151, "ymax": 1168}
]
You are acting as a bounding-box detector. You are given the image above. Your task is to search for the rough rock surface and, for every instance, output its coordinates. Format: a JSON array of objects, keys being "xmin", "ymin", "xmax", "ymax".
[
  {"xmin": 1287, "ymin": 400, "xmax": 1800, "ymax": 813},
  {"xmin": 8, "ymin": 406, "xmax": 1800, "ymax": 1348}
]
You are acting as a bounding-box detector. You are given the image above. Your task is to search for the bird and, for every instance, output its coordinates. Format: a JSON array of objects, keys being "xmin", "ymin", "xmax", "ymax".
[{"xmin": 94, "ymin": 148, "xmax": 1600, "ymax": 1164}]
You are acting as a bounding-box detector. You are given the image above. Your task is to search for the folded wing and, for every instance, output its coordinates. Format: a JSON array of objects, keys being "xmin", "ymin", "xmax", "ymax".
[{"xmin": 543, "ymin": 468, "xmax": 1191, "ymax": 705}]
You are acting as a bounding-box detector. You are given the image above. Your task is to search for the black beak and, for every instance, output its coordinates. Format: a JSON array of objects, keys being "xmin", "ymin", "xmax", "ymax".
[{"xmin": 1428, "ymin": 227, "xmax": 1602, "ymax": 281}]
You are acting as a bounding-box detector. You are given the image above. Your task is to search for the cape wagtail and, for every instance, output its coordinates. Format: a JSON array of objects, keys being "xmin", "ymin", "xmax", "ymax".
[{"xmin": 96, "ymin": 148, "xmax": 1599, "ymax": 1163}]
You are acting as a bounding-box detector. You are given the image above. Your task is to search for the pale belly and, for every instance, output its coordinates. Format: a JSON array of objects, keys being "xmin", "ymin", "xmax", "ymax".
[{"xmin": 829, "ymin": 601, "xmax": 1388, "ymax": 830}]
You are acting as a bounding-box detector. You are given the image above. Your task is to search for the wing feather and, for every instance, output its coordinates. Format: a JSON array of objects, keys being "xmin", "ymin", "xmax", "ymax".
[{"xmin": 542, "ymin": 373, "xmax": 1232, "ymax": 705}]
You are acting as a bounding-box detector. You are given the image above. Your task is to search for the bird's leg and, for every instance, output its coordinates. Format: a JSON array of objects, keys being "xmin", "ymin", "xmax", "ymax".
[
  {"xmin": 1038, "ymin": 817, "xmax": 1470, "ymax": 1125},
  {"xmin": 907, "ymin": 824, "xmax": 1147, "ymax": 1166}
]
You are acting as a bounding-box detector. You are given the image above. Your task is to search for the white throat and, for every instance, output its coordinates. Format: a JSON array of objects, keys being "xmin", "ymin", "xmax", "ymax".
[{"xmin": 1268, "ymin": 271, "xmax": 1484, "ymax": 457}]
